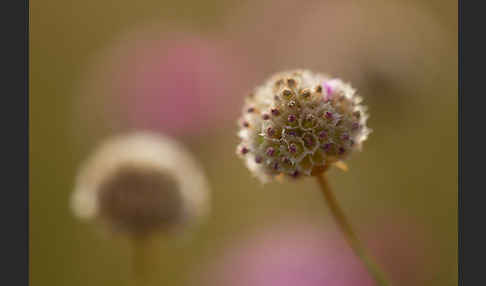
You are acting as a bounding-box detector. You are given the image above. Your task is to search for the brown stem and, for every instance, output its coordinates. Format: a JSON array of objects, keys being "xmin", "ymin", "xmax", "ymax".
[{"xmin": 316, "ymin": 173, "xmax": 391, "ymax": 286}]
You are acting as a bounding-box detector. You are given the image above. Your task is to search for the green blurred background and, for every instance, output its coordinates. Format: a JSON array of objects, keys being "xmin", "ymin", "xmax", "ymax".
[{"xmin": 30, "ymin": 0, "xmax": 457, "ymax": 285}]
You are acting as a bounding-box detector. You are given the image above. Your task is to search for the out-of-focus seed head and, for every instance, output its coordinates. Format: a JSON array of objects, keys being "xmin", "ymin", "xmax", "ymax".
[
  {"xmin": 71, "ymin": 132, "xmax": 210, "ymax": 238},
  {"xmin": 236, "ymin": 69, "xmax": 371, "ymax": 182}
]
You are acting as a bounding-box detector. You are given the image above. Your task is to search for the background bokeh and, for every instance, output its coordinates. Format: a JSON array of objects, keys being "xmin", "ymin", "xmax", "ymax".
[{"xmin": 30, "ymin": 0, "xmax": 457, "ymax": 285}]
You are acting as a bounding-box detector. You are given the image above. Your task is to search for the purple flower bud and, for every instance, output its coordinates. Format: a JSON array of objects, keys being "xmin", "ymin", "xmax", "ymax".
[
  {"xmin": 288, "ymin": 114, "xmax": 296, "ymax": 122},
  {"xmin": 286, "ymin": 130, "xmax": 297, "ymax": 136},
  {"xmin": 271, "ymin": 108, "xmax": 280, "ymax": 116},
  {"xmin": 266, "ymin": 147, "xmax": 275, "ymax": 157},
  {"xmin": 325, "ymin": 83, "xmax": 333, "ymax": 95},
  {"xmin": 289, "ymin": 143, "xmax": 297, "ymax": 153},
  {"xmin": 325, "ymin": 112, "xmax": 333, "ymax": 119},
  {"xmin": 266, "ymin": 127, "xmax": 275, "ymax": 137},
  {"xmin": 262, "ymin": 114, "xmax": 270, "ymax": 120},
  {"xmin": 319, "ymin": 131, "xmax": 327, "ymax": 139},
  {"xmin": 322, "ymin": 143, "xmax": 333, "ymax": 151},
  {"xmin": 241, "ymin": 147, "xmax": 249, "ymax": 154},
  {"xmin": 255, "ymin": 156, "xmax": 263, "ymax": 163},
  {"xmin": 272, "ymin": 162, "xmax": 279, "ymax": 170}
]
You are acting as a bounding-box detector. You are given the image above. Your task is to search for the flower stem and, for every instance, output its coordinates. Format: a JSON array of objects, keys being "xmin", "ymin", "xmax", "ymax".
[
  {"xmin": 316, "ymin": 173, "xmax": 391, "ymax": 286},
  {"xmin": 131, "ymin": 237, "xmax": 152, "ymax": 286}
]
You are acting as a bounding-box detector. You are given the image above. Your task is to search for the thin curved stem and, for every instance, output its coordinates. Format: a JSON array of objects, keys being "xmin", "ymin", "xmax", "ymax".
[{"xmin": 316, "ymin": 173, "xmax": 391, "ymax": 286}]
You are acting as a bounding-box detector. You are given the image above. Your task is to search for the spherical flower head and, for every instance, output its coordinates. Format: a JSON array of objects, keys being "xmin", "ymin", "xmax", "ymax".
[
  {"xmin": 237, "ymin": 70, "xmax": 371, "ymax": 182},
  {"xmin": 71, "ymin": 132, "xmax": 210, "ymax": 238}
]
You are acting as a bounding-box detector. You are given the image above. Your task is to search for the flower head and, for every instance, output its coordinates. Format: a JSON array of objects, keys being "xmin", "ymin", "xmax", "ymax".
[
  {"xmin": 71, "ymin": 132, "xmax": 210, "ymax": 238},
  {"xmin": 237, "ymin": 70, "xmax": 370, "ymax": 182}
]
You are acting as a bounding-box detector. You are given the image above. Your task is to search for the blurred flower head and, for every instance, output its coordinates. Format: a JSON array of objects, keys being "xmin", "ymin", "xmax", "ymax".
[
  {"xmin": 73, "ymin": 24, "xmax": 254, "ymax": 146},
  {"xmin": 237, "ymin": 70, "xmax": 370, "ymax": 182},
  {"xmin": 71, "ymin": 132, "xmax": 210, "ymax": 238},
  {"xmin": 195, "ymin": 218, "xmax": 435, "ymax": 286}
]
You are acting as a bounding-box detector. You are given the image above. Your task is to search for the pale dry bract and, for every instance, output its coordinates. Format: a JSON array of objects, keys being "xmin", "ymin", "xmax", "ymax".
[
  {"xmin": 237, "ymin": 70, "xmax": 371, "ymax": 182},
  {"xmin": 71, "ymin": 132, "xmax": 210, "ymax": 237}
]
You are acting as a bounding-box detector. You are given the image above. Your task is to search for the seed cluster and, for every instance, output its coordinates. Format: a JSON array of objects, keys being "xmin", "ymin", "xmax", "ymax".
[{"xmin": 236, "ymin": 70, "xmax": 370, "ymax": 182}]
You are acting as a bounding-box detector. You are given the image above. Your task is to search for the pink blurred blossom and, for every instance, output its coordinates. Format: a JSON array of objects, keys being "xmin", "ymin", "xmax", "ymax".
[
  {"xmin": 194, "ymin": 218, "xmax": 436, "ymax": 286},
  {"xmin": 74, "ymin": 24, "xmax": 255, "ymax": 143}
]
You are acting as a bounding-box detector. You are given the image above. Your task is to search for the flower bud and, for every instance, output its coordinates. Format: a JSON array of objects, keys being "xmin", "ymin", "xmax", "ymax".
[{"xmin": 236, "ymin": 70, "xmax": 371, "ymax": 182}]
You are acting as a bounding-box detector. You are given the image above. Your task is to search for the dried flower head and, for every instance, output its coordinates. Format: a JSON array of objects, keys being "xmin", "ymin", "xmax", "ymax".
[
  {"xmin": 237, "ymin": 70, "xmax": 370, "ymax": 182},
  {"xmin": 71, "ymin": 132, "xmax": 210, "ymax": 237}
]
